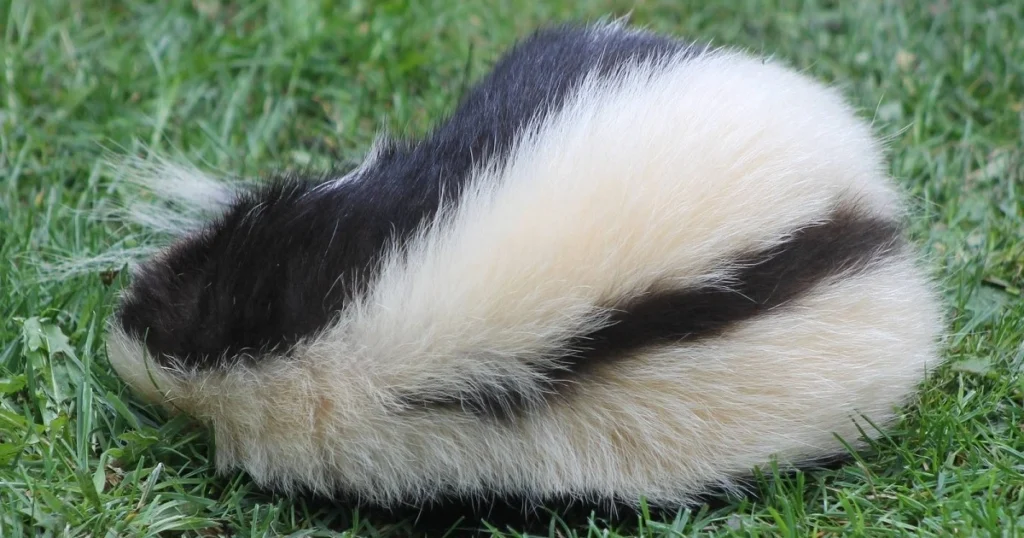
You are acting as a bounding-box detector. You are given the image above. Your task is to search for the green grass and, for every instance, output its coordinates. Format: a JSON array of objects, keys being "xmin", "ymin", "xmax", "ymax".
[{"xmin": 2, "ymin": 0, "xmax": 1022, "ymax": 536}]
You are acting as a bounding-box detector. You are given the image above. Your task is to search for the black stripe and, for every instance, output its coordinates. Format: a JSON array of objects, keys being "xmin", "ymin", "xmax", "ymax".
[
  {"xmin": 399, "ymin": 206, "xmax": 904, "ymax": 419},
  {"xmin": 117, "ymin": 24, "xmax": 698, "ymax": 369}
]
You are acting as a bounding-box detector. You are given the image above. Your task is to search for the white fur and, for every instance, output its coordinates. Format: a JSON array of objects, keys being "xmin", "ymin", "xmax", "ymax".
[
  {"xmin": 39, "ymin": 154, "xmax": 246, "ymax": 282},
  {"xmin": 106, "ymin": 46, "xmax": 945, "ymax": 506}
]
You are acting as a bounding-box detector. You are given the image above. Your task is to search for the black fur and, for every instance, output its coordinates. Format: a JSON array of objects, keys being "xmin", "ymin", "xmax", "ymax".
[
  {"xmin": 117, "ymin": 24, "xmax": 696, "ymax": 369},
  {"xmin": 400, "ymin": 205, "xmax": 905, "ymax": 419}
]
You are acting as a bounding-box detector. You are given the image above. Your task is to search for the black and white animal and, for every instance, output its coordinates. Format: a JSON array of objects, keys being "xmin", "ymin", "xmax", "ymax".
[{"xmin": 103, "ymin": 22, "xmax": 945, "ymax": 509}]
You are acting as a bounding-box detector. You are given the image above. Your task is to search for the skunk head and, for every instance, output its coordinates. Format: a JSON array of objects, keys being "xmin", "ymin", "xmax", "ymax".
[{"xmin": 116, "ymin": 179, "xmax": 342, "ymax": 370}]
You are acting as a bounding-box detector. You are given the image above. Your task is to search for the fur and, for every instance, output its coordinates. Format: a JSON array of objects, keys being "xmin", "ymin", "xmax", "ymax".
[{"xmin": 100, "ymin": 23, "xmax": 945, "ymax": 509}]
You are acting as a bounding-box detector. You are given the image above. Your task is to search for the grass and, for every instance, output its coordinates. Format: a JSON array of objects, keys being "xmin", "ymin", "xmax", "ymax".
[{"xmin": 1, "ymin": 0, "xmax": 1022, "ymax": 535}]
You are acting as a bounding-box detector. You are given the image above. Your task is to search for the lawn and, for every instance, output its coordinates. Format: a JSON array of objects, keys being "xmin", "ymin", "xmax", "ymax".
[{"xmin": 2, "ymin": 0, "xmax": 1022, "ymax": 536}]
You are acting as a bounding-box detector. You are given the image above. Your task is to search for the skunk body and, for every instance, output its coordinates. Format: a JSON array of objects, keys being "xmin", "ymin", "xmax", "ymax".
[{"xmin": 106, "ymin": 23, "xmax": 944, "ymax": 508}]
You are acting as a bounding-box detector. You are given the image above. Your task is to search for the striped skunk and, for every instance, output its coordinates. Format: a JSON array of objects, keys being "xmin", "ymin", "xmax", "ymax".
[{"xmin": 103, "ymin": 22, "xmax": 945, "ymax": 510}]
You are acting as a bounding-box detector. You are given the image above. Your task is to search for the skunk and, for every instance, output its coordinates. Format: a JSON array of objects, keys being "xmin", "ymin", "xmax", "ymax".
[{"xmin": 103, "ymin": 22, "xmax": 945, "ymax": 509}]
